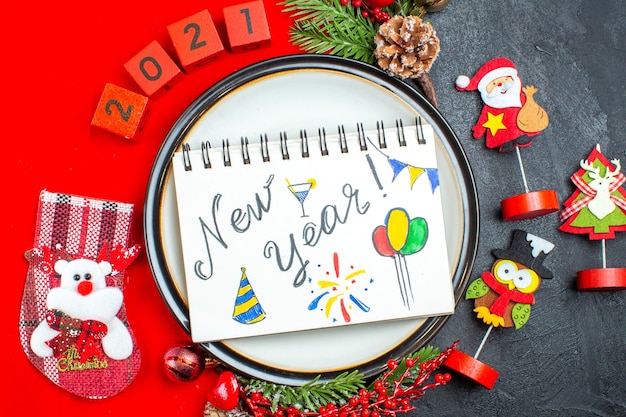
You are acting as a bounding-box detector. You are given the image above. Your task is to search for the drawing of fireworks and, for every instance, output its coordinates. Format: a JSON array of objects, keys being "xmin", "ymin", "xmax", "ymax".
[{"xmin": 307, "ymin": 252, "xmax": 372, "ymax": 323}]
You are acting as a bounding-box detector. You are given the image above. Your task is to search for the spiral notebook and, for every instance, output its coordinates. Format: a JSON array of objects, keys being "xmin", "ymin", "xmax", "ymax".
[{"xmin": 172, "ymin": 119, "xmax": 454, "ymax": 342}]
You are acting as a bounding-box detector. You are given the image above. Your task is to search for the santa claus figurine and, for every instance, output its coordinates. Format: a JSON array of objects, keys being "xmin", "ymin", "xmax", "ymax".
[{"xmin": 455, "ymin": 57, "xmax": 549, "ymax": 153}]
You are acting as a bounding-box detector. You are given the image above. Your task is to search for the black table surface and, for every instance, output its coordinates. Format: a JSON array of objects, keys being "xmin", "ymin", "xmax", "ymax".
[{"xmin": 413, "ymin": 1, "xmax": 626, "ymax": 416}]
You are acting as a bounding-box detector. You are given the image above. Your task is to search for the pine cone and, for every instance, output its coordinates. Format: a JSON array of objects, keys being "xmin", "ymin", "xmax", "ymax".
[
  {"xmin": 204, "ymin": 403, "xmax": 252, "ymax": 417},
  {"xmin": 414, "ymin": 0, "xmax": 449, "ymax": 12},
  {"xmin": 374, "ymin": 15, "xmax": 440, "ymax": 79}
]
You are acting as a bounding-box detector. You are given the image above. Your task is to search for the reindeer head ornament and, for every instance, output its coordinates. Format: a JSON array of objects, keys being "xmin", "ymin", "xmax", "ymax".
[{"xmin": 579, "ymin": 157, "xmax": 623, "ymax": 220}]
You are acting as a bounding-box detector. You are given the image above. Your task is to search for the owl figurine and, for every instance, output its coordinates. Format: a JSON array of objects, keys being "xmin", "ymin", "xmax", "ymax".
[{"xmin": 466, "ymin": 229, "xmax": 555, "ymax": 329}]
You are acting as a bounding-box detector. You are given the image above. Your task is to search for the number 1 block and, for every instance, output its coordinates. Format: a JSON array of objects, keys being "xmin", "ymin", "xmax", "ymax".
[
  {"xmin": 124, "ymin": 40, "xmax": 183, "ymax": 97},
  {"xmin": 91, "ymin": 83, "xmax": 150, "ymax": 141},
  {"xmin": 223, "ymin": 1, "xmax": 271, "ymax": 53},
  {"xmin": 167, "ymin": 10, "xmax": 226, "ymax": 72}
]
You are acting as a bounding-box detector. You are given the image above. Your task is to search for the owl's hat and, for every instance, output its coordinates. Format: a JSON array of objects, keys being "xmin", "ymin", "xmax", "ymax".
[{"xmin": 492, "ymin": 229, "xmax": 555, "ymax": 279}]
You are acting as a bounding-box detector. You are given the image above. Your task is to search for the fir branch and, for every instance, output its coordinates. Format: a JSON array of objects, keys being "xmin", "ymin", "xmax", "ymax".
[
  {"xmin": 388, "ymin": 0, "xmax": 427, "ymax": 17},
  {"xmin": 237, "ymin": 344, "xmax": 458, "ymax": 417},
  {"xmin": 279, "ymin": 0, "xmax": 378, "ymax": 64},
  {"xmin": 241, "ymin": 369, "xmax": 366, "ymax": 412}
]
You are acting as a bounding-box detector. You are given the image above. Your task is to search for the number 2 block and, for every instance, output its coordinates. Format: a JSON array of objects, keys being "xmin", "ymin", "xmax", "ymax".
[
  {"xmin": 124, "ymin": 40, "xmax": 183, "ymax": 97},
  {"xmin": 167, "ymin": 10, "xmax": 226, "ymax": 72},
  {"xmin": 223, "ymin": 1, "xmax": 271, "ymax": 53},
  {"xmin": 91, "ymin": 83, "xmax": 150, "ymax": 141}
]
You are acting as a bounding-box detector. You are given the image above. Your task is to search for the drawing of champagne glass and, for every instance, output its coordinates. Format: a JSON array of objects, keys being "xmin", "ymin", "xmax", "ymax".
[{"xmin": 286, "ymin": 178, "xmax": 316, "ymax": 217}]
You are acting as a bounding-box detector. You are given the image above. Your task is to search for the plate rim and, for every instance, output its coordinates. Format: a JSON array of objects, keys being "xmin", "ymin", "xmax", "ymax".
[{"xmin": 144, "ymin": 54, "xmax": 479, "ymax": 385}]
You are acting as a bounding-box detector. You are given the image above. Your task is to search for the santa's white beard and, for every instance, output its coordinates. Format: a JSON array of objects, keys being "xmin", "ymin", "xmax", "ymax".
[{"xmin": 480, "ymin": 79, "xmax": 522, "ymax": 109}]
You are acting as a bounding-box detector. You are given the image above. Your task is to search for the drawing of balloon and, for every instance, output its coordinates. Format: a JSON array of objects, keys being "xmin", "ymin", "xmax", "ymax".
[{"xmin": 372, "ymin": 208, "xmax": 428, "ymax": 309}]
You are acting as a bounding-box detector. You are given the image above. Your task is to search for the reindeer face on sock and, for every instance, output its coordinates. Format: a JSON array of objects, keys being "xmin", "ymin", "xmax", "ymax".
[
  {"xmin": 54, "ymin": 259, "xmax": 112, "ymax": 296},
  {"xmin": 44, "ymin": 258, "xmax": 123, "ymax": 324}
]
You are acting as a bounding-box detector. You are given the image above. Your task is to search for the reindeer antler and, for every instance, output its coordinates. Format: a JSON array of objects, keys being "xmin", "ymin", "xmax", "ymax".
[
  {"xmin": 97, "ymin": 242, "xmax": 142, "ymax": 276},
  {"xmin": 25, "ymin": 244, "xmax": 72, "ymax": 277},
  {"xmin": 609, "ymin": 158, "xmax": 622, "ymax": 177},
  {"xmin": 580, "ymin": 159, "xmax": 601, "ymax": 178}
]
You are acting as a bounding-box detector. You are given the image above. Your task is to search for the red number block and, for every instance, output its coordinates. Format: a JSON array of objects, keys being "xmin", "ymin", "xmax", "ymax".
[
  {"xmin": 91, "ymin": 83, "xmax": 150, "ymax": 141},
  {"xmin": 124, "ymin": 40, "xmax": 183, "ymax": 97},
  {"xmin": 167, "ymin": 10, "xmax": 226, "ymax": 72},
  {"xmin": 223, "ymin": 1, "xmax": 271, "ymax": 53}
]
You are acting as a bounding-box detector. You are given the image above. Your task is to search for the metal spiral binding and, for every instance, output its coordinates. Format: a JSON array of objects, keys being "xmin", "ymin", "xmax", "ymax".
[
  {"xmin": 416, "ymin": 116, "xmax": 426, "ymax": 144},
  {"xmin": 300, "ymin": 129, "xmax": 309, "ymax": 158},
  {"xmin": 396, "ymin": 119, "xmax": 407, "ymax": 147},
  {"xmin": 222, "ymin": 139, "xmax": 231, "ymax": 167},
  {"xmin": 260, "ymin": 133, "xmax": 270, "ymax": 162},
  {"xmin": 376, "ymin": 120, "xmax": 387, "ymax": 148},
  {"xmin": 357, "ymin": 122, "xmax": 368, "ymax": 151},
  {"xmin": 241, "ymin": 137, "xmax": 250, "ymax": 165},
  {"xmin": 201, "ymin": 141, "xmax": 211, "ymax": 168},
  {"xmin": 279, "ymin": 131, "xmax": 289, "ymax": 160},
  {"xmin": 182, "ymin": 143, "xmax": 192, "ymax": 171},
  {"xmin": 183, "ymin": 118, "xmax": 427, "ymax": 170},
  {"xmin": 318, "ymin": 127, "xmax": 328, "ymax": 156},
  {"xmin": 338, "ymin": 125, "xmax": 349, "ymax": 153}
]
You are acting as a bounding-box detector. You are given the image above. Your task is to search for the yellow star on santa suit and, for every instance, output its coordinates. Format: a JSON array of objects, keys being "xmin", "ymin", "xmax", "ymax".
[{"xmin": 482, "ymin": 112, "xmax": 507, "ymax": 136}]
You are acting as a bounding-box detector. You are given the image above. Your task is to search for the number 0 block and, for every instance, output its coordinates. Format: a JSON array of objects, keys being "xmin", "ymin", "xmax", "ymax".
[
  {"xmin": 91, "ymin": 83, "xmax": 150, "ymax": 141},
  {"xmin": 124, "ymin": 40, "xmax": 183, "ymax": 97},
  {"xmin": 223, "ymin": 1, "xmax": 271, "ymax": 53},
  {"xmin": 167, "ymin": 10, "xmax": 226, "ymax": 72}
]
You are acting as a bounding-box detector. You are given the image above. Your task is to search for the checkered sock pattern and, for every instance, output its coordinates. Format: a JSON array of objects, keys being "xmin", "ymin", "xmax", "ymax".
[{"xmin": 19, "ymin": 190, "xmax": 141, "ymax": 399}]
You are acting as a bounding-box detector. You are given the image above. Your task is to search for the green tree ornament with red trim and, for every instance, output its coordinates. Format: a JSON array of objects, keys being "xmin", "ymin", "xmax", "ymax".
[
  {"xmin": 559, "ymin": 144, "xmax": 626, "ymax": 239},
  {"xmin": 559, "ymin": 144, "xmax": 626, "ymax": 291}
]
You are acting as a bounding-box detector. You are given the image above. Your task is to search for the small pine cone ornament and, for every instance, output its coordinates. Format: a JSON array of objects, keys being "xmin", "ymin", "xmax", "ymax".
[
  {"xmin": 204, "ymin": 403, "xmax": 251, "ymax": 417},
  {"xmin": 374, "ymin": 15, "xmax": 440, "ymax": 79}
]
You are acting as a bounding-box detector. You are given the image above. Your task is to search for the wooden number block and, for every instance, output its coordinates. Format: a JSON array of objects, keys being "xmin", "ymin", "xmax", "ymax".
[
  {"xmin": 223, "ymin": 0, "xmax": 271, "ymax": 53},
  {"xmin": 91, "ymin": 83, "xmax": 150, "ymax": 141},
  {"xmin": 124, "ymin": 40, "xmax": 183, "ymax": 97},
  {"xmin": 167, "ymin": 10, "xmax": 226, "ymax": 72}
]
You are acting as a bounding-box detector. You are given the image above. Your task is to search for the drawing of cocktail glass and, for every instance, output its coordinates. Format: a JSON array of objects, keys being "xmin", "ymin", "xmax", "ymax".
[{"xmin": 286, "ymin": 178, "xmax": 316, "ymax": 217}]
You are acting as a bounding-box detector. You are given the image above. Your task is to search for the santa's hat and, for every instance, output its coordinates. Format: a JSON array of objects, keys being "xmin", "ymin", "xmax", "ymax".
[{"xmin": 455, "ymin": 57, "xmax": 518, "ymax": 93}]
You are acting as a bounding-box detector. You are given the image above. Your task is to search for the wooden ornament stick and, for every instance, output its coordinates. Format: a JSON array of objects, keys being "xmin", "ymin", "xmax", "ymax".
[
  {"xmin": 501, "ymin": 147, "xmax": 559, "ymax": 221},
  {"xmin": 516, "ymin": 147, "xmax": 530, "ymax": 194},
  {"xmin": 473, "ymin": 325, "xmax": 494, "ymax": 359},
  {"xmin": 577, "ymin": 239, "xmax": 626, "ymax": 291},
  {"xmin": 442, "ymin": 325, "xmax": 498, "ymax": 390}
]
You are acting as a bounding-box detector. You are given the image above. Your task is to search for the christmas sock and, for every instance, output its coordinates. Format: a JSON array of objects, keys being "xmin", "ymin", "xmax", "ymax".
[{"xmin": 19, "ymin": 190, "xmax": 142, "ymax": 399}]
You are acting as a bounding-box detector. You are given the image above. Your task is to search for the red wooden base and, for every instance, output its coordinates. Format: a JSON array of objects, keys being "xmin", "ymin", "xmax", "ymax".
[
  {"xmin": 501, "ymin": 189, "xmax": 559, "ymax": 221},
  {"xmin": 442, "ymin": 349, "xmax": 499, "ymax": 389},
  {"xmin": 577, "ymin": 268, "xmax": 626, "ymax": 291}
]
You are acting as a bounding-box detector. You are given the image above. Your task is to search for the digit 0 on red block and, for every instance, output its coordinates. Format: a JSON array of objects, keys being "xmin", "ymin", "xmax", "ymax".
[
  {"xmin": 124, "ymin": 40, "xmax": 184, "ymax": 97},
  {"xmin": 167, "ymin": 9, "xmax": 226, "ymax": 72},
  {"xmin": 223, "ymin": 0, "xmax": 271, "ymax": 53},
  {"xmin": 91, "ymin": 83, "xmax": 150, "ymax": 142}
]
